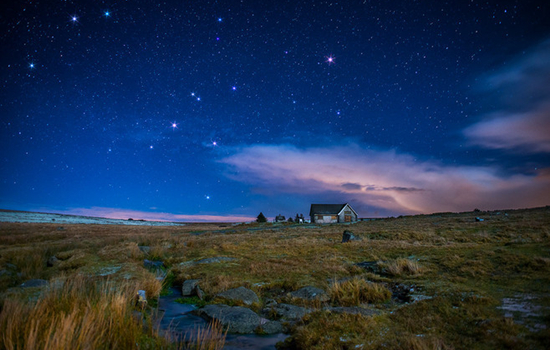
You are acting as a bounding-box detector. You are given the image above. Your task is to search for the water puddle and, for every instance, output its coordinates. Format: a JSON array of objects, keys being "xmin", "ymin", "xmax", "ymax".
[{"xmin": 157, "ymin": 288, "xmax": 288, "ymax": 349}]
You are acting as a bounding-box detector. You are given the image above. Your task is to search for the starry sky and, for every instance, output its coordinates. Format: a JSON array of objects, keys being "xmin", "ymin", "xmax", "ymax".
[{"xmin": 1, "ymin": 0, "xmax": 549, "ymax": 222}]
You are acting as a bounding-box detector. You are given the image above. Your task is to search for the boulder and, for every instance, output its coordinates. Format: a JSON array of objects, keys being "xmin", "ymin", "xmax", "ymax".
[
  {"xmin": 194, "ymin": 304, "xmax": 261, "ymax": 334},
  {"xmin": 182, "ymin": 279, "xmax": 201, "ymax": 296},
  {"xmin": 342, "ymin": 230, "xmax": 361, "ymax": 243},
  {"xmin": 47, "ymin": 256, "xmax": 59, "ymax": 267},
  {"xmin": 20, "ymin": 279, "xmax": 48, "ymax": 288},
  {"xmin": 216, "ymin": 286, "xmax": 259, "ymax": 306},
  {"xmin": 269, "ymin": 303, "xmax": 309, "ymax": 320},
  {"xmin": 290, "ymin": 286, "xmax": 329, "ymax": 302}
]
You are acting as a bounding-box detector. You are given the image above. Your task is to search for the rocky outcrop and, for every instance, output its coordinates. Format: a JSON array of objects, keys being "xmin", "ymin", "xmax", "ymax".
[
  {"xmin": 216, "ymin": 286, "xmax": 259, "ymax": 306},
  {"xmin": 194, "ymin": 304, "xmax": 261, "ymax": 334},
  {"xmin": 179, "ymin": 256, "xmax": 237, "ymax": 267}
]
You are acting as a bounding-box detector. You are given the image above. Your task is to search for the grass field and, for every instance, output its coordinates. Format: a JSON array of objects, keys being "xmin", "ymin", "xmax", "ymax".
[{"xmin": 1, "ymin": 207, "xmax": 549, "ymax": 349}]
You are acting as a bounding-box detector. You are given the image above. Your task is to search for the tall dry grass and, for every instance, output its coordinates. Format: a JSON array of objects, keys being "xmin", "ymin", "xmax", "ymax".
[
  {"xmin": 179, "ymin": 319, "xmax": 227, "ymax": 350},
  {"xmin": 0, "ymin": 275, "xmax": 164, "ymax": 350},
  {"xmin": 328, "ymin": 277, "xmax": 391, "ymax": 306},
  {"xmin": 383, "ymin": 258, "xmax": 422, "ymax": 276}
]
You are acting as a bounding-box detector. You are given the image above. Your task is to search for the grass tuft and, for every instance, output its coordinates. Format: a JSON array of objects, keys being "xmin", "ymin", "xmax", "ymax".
[{"xmin": 328, "ymin": 277, "xmax": 391, "ymax": 306}]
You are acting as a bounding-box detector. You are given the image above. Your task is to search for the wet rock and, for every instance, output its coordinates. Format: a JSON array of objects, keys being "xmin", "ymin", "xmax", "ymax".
[
  {"xmin": 195, "ymin": 285, "xmax": 204, "ymax": 300},
  {"xmin": 216, "ymin": 286, "xmax": 260, "ymax": 306},
  {"xmin": 20, "ymin": 279, "xmax": 48, "ymax": 288},
  {"xmin": 342, "ymin": 230, "xmax": 361, "ymax": 243},
  {"xmin": 269, "ymin": 303, "xmax": 309, "ymax": 320},
  {"xmin": 47, "ymin": 256, "xmax": 59, "ymax": 267},
  {"xmin": 194, "ymin": 304, "xmax": 261, "ymax": 334},
  {"xmin": 257, "ymin": 320, "xmax": 284, "ymax": 334},
  {"xmin": 290, "ymin": 286, "xmax": 329, "ymax": 302},
  {"xmin": 182, "ymin": 279, "xmax": 201, "ymax": 296},
  {"xmin": 324, "ymin": 306, "xmax": 381, "ymax": 317}
]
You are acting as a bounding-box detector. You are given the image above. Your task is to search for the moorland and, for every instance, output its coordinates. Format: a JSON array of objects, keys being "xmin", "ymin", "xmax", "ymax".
[{"xmin": 0, "ymin": 207, "xmax": 549, "ymax": 349}]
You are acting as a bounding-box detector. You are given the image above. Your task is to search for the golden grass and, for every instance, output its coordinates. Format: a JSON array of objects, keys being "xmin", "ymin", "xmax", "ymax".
[
  {"xmin": 0, "ymin": 207, "xmax": 549, "ymax": 349},
  {"xmin": 328, "ymin": 277, "xmax": 391, "ymax": 306},
  {"xmin": 180, "ymin": 319, "xmax": 227, "ymax": 350},
  {"xmin": 0, "ymin": 275, "xmax": 165, "ymax": 350},
  {"xmin": 383, "ymin": 258, "xmax": 423, "ymax": 276}
]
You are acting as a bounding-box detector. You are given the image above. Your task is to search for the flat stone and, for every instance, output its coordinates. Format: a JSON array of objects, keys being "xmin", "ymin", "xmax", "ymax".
[
  {"xmin": 216, "ymin": 286, "xmax": 259, "ymax": 306},
  {"xmin": 179, "ymin": 256, "xmax": 237, "ymax": 267},
  {"xmin": 290, "ymin": 286, "xmax": 329, "ymax": 302},
  {"xmin": 20, "ymin": 279, "xmax": 48, "ymax": 288},
  {"xmin": 324, "ymin": 306, "xmax": 381, "ymax": 317},
  {"xmin": 194, "ymin": 304, "xmax": 261, "ymax": 334}
]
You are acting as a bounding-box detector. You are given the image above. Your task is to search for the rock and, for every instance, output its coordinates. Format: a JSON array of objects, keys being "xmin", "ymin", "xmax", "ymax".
[
  {"xmin": 290, "ymin": 286, "xmax": 329, "ymax": 302},
  {"xmin": 264, "ymin": 298, "xmax": 278, "ymax": 307},
  {"xmin": 475, "ymin": 217, "xmax": 484, "ymax": 222},
  {"xmin": 194, "ymin": 304, "xmax": 261, "ymax": 334},
  {"xmin": 136, "ymin": 290, "xmax": 147, "ymax": 308},
  {"xmin": 324, "ymin": 306, "xmax": 381, "ymax": 317},
  {"xmin": 354, "ymin": 261, "xmax": 381, "ymax": 274},
  {"xmin": 47, "ymin": 256, "xmax": 59, "ymax": 267},
  {"xmin": 180, "ymin": 256, "xmax": 237, "ymax": 267},
  {"xmin": 182, "ymin": 279, "xmax": 201, "ymax": 296},
  {"xmin": 342, "ymin": 230, "xmax": 361, "ymax": 243},
  {"xmin": 257, "ymin": 320, "xmax": 284, "ymax": 334},
  {"xmin": 138, "ymin": 246, "xmax": 151, "ymax": 254},
  {"xmin": 216, "ymin": 286, "xmax": 260, "ymax": 306},
  {"xmin": 195, "ymin": 285, "xmax": 204, "ymax": 300},
  {"xmin": 20, "ymin": 279, "xmax": 48, "ymax": 288},
  {"xmin": 269, "ymin": 303, "xmax": 309, "ymax": 320},
  {"xmin": 144, "ymin": 259, "xmax": 164, "ymax": 270}
]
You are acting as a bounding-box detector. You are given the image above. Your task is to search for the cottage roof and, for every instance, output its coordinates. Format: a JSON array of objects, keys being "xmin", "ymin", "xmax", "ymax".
[{"xmin": 309, "ymin": 204, "xmax": 347, "ymax": 216}]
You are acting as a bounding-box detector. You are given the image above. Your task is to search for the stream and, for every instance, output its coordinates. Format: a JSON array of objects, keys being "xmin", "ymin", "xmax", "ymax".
[{"xmin": 158, "ymin": 289, "xmax": 288, "ymax": 349}]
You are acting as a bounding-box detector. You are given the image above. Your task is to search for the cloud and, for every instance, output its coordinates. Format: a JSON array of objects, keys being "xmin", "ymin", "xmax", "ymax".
[
  {"xmin": 55, "ymin": 207, "xmax": 255, "ymax": 223},
  {"xmin": 463, "ymin": 104, "xmax": 550, "ymax": 152},
  {"xmin": 220, "ymin": 144, "xmax": 550, "ymax": 215},
  {"xmin": 465, "ymin": 38, "xmax": 550, "ymax": 153}
]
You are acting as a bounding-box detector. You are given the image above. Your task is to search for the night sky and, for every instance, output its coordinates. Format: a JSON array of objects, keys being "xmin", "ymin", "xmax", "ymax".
[{"xmin": 1, "ymin": 0, "xmax": 549, "ymax": 222}]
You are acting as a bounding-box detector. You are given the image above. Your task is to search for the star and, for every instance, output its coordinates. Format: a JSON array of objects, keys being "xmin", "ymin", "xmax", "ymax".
[
  {"xmin": 206, "ymin": 195, "xmax": 211, "ymax": 199},
  {"xmin": 71, "ymin": 15, "xmax": 78, "ymax": 23},
  {"xmin": 104, "ymin": 11, "xmax": 110, "ymax": 17},
  {"xmin": 29, "ymin": 63, "xmax": 35, "ymax": 69},
  {"xmin": 325, "ymin": 55, "xmax": 335, "ymax": 65},
  {"xmin": 196, "ymin": 97, "xmax": 201, "ymax": 101},
  {"xmin": 191, "ymin": 92, "xmax": 195, "ymax": 96},
  {"xmin": 149, "ymin": 145, "xmax": 153, "ymax": 149},
  {"xmin": 171, "ymin": 122, "xmax": 178, "ymax": 129},
  {"xmin": 232, "ymin": 86, "xmax": 237, "ymax": 91},
  {"xmin": 218, "ymin": 18, "xmax": 222, "ymax": 22},
  {"xmin": 212, "ymin": 141, "xmax": 217, "ymax": 146}
]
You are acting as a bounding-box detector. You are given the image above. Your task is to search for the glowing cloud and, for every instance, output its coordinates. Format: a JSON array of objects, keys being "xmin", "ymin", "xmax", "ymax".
[{"xmin": 221, "ymin": 144, "xmax": 550, "ymax": 215}]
